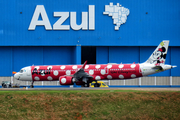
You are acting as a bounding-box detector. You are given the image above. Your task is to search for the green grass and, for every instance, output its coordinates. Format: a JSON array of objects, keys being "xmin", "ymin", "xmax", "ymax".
[{"xmin": 0, "ymin": 90, "xmax": 180, "ymax": 120}]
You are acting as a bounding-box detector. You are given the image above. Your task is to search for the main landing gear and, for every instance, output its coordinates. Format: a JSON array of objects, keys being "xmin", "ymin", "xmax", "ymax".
[
  {"xmin": 82, "ymin": 81, "xmax": 90, "ymax": 87},
  {"xmin": 81, "ymin": 81, "xmax": 100, "ymax": 87},
  {"xmin": 82, "ymin": 77, "xmax": 90, "ymax": 87},
  {"xmin": 84, "ymin": 83, "xmax": 90, "ymax": 87},
  {"xmin": 30, "ymin": 81, "xmax": 34, "ymax": 88}
]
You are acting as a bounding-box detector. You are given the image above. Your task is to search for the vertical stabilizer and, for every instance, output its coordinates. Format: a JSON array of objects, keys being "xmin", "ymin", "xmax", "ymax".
[{"xmin": 145, "ymin": 40, "xmax": 169, "ymax": 65}]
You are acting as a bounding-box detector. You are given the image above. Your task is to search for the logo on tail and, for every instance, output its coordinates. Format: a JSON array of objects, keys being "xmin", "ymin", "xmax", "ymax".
[{"xmin": 145, "ymin": 41, "xmax": 169, "ymax": 65}]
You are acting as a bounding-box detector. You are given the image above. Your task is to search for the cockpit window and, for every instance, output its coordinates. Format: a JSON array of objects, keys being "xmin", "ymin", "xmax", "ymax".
[{"xmin": 20, "ymin": 69, "xmax": 24, "ymax": 73}]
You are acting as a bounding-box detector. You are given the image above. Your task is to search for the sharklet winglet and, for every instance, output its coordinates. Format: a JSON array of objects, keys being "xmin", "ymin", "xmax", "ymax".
[{"xmin": 81, "ymin": 61, "xmax": 87, "ymax": 69}]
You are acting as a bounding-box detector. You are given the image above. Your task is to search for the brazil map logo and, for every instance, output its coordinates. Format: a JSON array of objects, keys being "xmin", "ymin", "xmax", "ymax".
[{"xmin": 103, "ymin": 3, "xmax": 130, "ymax": 30}]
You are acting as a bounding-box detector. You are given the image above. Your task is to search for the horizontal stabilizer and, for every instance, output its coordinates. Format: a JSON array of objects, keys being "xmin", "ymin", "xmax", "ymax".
[{"xmin": 152, "ymin": 66, "xmax": 163, "ymax": 70}]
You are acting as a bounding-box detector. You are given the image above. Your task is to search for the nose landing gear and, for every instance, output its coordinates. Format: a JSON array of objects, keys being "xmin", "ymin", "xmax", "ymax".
[{"xmin": 30, "ymin": 81, "xmax": 34, "ymax": 88}]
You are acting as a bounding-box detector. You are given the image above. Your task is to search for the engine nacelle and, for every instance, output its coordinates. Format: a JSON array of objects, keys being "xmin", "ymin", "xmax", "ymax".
[{"xmin": 59, "ymin": 76, "xmax": 74, "ymax": 85}]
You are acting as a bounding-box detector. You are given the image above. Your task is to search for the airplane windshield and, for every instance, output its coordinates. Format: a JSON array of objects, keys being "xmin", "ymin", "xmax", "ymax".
[{"xmin": 20, "ymin": 69, "xmax": 23, "ymax": 73}]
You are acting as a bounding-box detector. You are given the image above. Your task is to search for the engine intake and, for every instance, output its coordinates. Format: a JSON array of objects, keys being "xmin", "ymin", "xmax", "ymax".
[{"xmin": 59, "ymin": 76, "xmax": 74, "ymax": 85}]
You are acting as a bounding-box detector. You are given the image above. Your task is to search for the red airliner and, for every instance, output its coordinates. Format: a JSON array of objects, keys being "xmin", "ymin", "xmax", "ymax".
[{"xmin": 14, "ymin": 41, "xmax": 176, "ymax": 87}]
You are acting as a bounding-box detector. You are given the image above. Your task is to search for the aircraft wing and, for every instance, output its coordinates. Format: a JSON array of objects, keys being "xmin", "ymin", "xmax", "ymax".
[{"xmin": 73, "ymin": 61, "xmax": 93, "ymax": 83}]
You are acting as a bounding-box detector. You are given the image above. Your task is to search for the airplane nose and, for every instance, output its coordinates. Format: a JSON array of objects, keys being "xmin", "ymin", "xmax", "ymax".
[{"xmin": 14, "ymin": 73, "xmax": 20, "ymax": 80}]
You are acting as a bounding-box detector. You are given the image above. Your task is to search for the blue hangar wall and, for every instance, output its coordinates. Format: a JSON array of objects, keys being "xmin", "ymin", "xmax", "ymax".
[{"xmin": 0, "ymin": 0, "xmax": 180, "ymax": 76}]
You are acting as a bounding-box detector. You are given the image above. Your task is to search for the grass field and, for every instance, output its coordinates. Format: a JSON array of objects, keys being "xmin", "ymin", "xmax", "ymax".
[{"xmin": 0, "ymin": 90, "xmax": 180, "ymax": 120}]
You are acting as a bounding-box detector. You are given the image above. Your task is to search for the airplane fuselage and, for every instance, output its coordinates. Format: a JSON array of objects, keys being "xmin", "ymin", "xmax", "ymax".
[
  {"xmin": 15, "ymin": 63, "xmax": 143, "ymax": 82},
  {"xmin": 32, "ymin": 64, "xmax": 142, "ymax": 80}
]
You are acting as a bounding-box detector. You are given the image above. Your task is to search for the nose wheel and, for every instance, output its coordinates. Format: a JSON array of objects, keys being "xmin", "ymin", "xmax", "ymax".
[{"xmin": 30, "ymin": 81, "xmax": 34, "ymax": 88}]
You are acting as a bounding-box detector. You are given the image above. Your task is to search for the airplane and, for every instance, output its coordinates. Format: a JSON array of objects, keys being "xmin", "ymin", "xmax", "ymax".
[{"xmin": 14, "ymin": 40, "xmax": 176, "ymax": 88}]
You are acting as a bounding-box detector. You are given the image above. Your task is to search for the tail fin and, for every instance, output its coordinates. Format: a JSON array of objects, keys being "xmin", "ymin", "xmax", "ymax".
[{"xmin": 145, "ymin": 40, "xmax": 169, "ymax": 65}]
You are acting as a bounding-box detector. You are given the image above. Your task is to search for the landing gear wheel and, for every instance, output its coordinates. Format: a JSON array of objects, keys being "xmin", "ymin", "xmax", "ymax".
[
  {"xmin": 30, "ymin": 81, "xmax": 34, "ymax": 88},
  {"xmin": 82, "ymin": 83, "xmax": 89, "ymax": 87},
  {"xmin": 85, "ymin": 83, "xmax": 89, "ymax": 87},
  {"xmin": 81, "ymin": 82, "xmax": 90, "ymax": 87}
]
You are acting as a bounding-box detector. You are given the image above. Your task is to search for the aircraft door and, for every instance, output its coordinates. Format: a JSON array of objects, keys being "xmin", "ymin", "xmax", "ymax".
[
  {"xmin": 26, "ymin": 67, "xmax": 31, "ymax": 76},
  {"xmin": 105, "ymin": 67, "xmax": 109, "ymax": 74},
  {"xmin": 139, "ymin": 65, "xmax": 144, "ymax": 75}
]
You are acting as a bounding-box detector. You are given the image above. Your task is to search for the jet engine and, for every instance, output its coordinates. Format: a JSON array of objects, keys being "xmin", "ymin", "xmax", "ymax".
[{"xmin": 59, "ymin": 76, "xmax": 74, "ymax": 85}]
